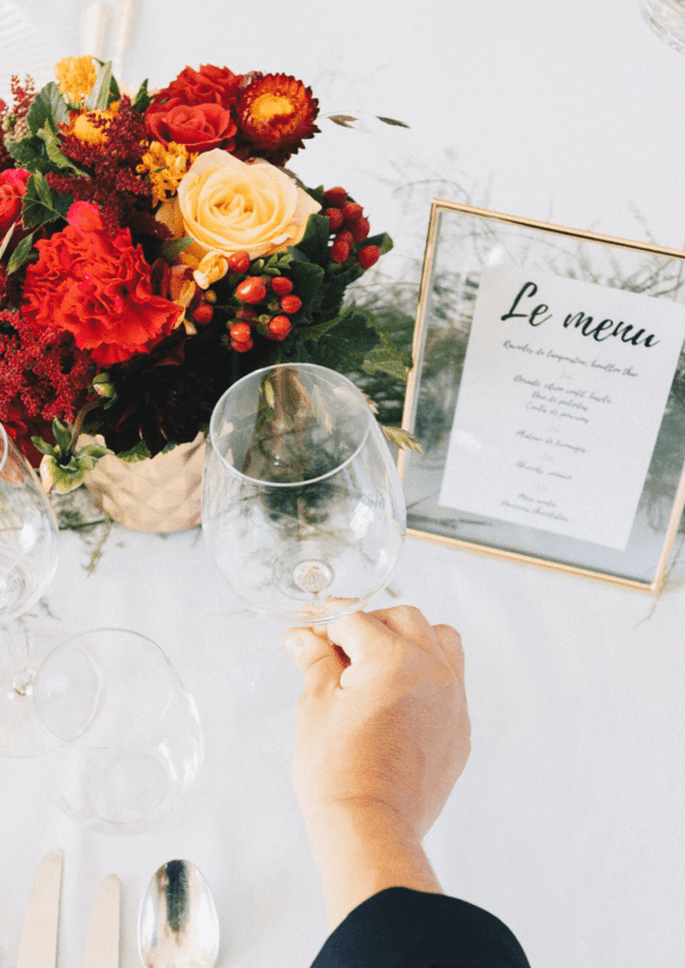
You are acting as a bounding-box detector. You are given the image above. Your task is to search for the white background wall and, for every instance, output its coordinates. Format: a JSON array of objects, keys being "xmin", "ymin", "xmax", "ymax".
[{"xmin": 4, "ymin": 0, "xmax": 685, "ymax": 281}]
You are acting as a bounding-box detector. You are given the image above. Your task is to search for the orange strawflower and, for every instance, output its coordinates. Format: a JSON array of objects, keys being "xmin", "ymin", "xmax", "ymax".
[
  {"xmin": 237, "ymin": 73, "xmax": 319, "ymax": 161},
  {"xmin": 54, "ymin": 56, "xmax": 97, "ymax": 103},
  {"xmin": 68, "ymin": 102, "xmax": 120, "ymax": 145}
]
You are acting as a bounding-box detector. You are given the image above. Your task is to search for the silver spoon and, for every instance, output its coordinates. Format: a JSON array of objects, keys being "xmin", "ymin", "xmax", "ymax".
[{"xmin": 139, "ymin": 859, "xmax": 220, "ymax": 968}]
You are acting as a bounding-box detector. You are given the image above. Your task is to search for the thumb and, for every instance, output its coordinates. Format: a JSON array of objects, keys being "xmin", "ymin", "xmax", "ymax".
[{"xmin": 283, "ymin": 626, "xmax": 342, "ymax": 694}]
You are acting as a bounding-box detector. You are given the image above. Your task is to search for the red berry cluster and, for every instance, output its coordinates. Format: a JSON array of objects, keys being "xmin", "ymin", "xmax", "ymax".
[
  {"xmin": 225, "ymin": 252, "xmax": 302, "ymax": 352},
  {"xmin": 322, "ymin": 186, "xmax": 380, "ymax": 269}
]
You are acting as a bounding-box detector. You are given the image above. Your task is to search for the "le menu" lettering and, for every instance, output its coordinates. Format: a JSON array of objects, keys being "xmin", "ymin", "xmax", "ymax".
[{"xmin": 501, "ymin": 280, "xmax": 660, "ymax": 348}]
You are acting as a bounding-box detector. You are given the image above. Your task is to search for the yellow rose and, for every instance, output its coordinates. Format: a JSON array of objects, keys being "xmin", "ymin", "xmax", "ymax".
[{"xmin": 169, "ymin": 148, "xmax": 321, "ymax": 266}]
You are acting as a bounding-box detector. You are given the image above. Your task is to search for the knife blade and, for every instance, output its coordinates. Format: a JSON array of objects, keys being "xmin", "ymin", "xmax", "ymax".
[
  {"xmin": 81, "ymin": 874, "xmax": 121, "ymax": 968},
  {"xmin": 16, "ymin": 851, "xmax": 62, "ymax": 968}
]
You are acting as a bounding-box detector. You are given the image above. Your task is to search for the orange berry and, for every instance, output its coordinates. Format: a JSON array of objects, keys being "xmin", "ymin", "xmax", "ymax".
[
  {"xmin": 236, "ymin": 276, "xmax": 267, "ymax": 303},
  {"xmin": 280, "ymin": 294, "xmax": 302, "ymax": 314},
  {"xmin": 271, "ymin": 275, "xmax": 294, "ymax": 295},
  {"xmin": 342, "ymin": 201, "xmax": 363, "ymax": 223},
  {"xmin": 227, "ymin": 251, "xmax": 251, "ymax": 273},
  {"xmin": 268, "ymin": 315, "xmax": 292, "ymax": 340},
  {"xmin": 193, "ymin": 304, "xmax": 214, "ymax": 324},
  {"xmin": 230, "ymin": 322, "xmax": 252, "ymax": 343},
  {"xmin": 358, "ymin": 245, "xmax": 381, "ymax": 269},
  {"xmin": 323, "ymin": 186, "xmax": 347, "ymax": 207}
]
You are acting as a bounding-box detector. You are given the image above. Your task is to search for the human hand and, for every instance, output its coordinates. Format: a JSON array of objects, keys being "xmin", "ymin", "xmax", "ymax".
[{"xmin": 283, "ymin": 605, "xmax": 471, "ymax": 841}]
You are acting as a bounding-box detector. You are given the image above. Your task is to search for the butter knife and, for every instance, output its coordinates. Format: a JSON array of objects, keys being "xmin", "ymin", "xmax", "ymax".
[
  {"xmin": 16, "ymin": 851, "xmax": 62, "ymax": 968},
  {"xmin": 82, "ymin": 874, "xmax": 121, "ymax": 968}
]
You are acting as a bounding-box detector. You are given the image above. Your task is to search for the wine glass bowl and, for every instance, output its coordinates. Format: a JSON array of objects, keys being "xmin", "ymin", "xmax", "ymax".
[
  {"xmin": 0, "ymin": 422, "xmax": 59, "ymax": 756},
  {"xmin": 0, "ymin": 423, "xmax": 58, "ymax": 623},
  {"xmin": 638, "ymin": 0, "xmax": 685, "ymax": 51},
  {"xmin": 31, "ymin": 628, "xmax": 204, "ymax": 833},
  {"xmin": 202, "ymin": 363, "xmax": 406, "ymax": 625}
]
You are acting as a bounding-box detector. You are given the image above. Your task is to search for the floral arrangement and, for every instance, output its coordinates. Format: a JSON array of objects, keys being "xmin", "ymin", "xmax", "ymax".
[{"xmin": 0, "ymin": 57, "xmax": 406, "ymax": 491}]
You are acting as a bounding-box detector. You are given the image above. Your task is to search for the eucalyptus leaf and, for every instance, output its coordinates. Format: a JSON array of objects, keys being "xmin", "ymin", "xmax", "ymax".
[
  {"xmin": 86, "ymin": 61, "xmax": 113, "ymax": 111},
  {"xmin": 0, "ymin": 224, "xmax": 15, "ymax": 261}
]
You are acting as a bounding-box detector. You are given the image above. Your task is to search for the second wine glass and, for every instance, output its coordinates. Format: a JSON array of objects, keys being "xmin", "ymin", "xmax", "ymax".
[
  {"xmin": 202, "ymin": 363, "xmax": 406, "ymax": 625},
  {"xmin": 0, "ymin": 422, "xmax": 59, "ymax": 756}
]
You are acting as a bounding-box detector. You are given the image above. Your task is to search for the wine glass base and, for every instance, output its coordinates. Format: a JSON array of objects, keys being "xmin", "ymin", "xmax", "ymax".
[{"xmin": 0, "ymin": 679, "xmax": 36, "ymax": 757}]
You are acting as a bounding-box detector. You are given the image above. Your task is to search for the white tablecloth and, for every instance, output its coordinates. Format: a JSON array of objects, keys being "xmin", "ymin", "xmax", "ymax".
[
  {"xmin": 1, "ymin": 510, "xmax": 683, "ymax": 968},
  {"xmin": 1, "ymin": 1, "xmax": 685, "ymax": 964}
]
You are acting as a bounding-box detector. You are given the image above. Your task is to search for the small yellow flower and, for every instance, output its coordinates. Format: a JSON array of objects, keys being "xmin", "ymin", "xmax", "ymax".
[
  {"xmin": 54, "ymin": 55, "xmax": 98, "ymax": 103},
  {"xmin": 137, "ymin": 141, "xmax": 197, "ymax": 205}
]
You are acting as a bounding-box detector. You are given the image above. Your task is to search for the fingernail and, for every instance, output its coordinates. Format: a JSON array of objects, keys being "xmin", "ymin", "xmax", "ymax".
[{"xmin": 284, "ymin": 635, "xmax": 305, "ymax": 659}]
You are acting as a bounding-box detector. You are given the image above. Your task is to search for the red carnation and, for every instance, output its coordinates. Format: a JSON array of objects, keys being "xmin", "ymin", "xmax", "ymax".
[{"xmin": 21, "ymin": 201, "xmax": 181, "ymax": 366}]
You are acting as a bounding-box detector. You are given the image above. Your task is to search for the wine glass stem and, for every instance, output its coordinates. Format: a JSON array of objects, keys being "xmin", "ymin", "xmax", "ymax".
[{"xmin": 1, "ymin": 623, "xmax": 34, "ymax": 696}]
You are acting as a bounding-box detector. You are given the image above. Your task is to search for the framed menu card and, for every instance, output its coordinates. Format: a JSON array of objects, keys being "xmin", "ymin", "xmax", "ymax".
[{"xmin": 399, "ymin": 200, "xmax": 685, "ymax": 591}]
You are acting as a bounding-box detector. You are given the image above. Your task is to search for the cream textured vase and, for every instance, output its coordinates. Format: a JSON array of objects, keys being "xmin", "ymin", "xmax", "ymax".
[{"xmin": 82, "ymin": 433, "xmax": 206, "ymax": 532}]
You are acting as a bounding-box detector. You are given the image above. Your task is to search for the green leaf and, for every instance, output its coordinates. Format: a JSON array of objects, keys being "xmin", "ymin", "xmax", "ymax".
[
  {"xmin": 6, "ymin": 233, "xmax": 36, "ymax": 275},
  {"xmin": 162, "ymin": 236, "xmax": 194, "ymax": 262},
  {"xmin": 36, "ymin": 121, "xmax": 88, "ymax": 175},
  {"xmin": 26, "ymin": 82, "xmax": 70, "ymax": 133},
  {"xmin": 365, "ymin": 231, "xmax": 394, "ymax": 256},
  {"xmin": 361, "ymin": 325, "xmax": 409, "ymax": 382},
  {"xmin": 291, "ymin": 213, "xmax": 331, "ymax": 266},
  {"xmin": 22, "ymin": 173, "xmax": 72, "ymax": 230},
  {"xmin": 31, "ymin": 435, "xmax": 58, "ymax": 457},
  {"xmin": 6, "ymin": 135, "xmax": 52, "ymax": 174},
  {"xmin": 74, "ymin": 442, "xmax": 113, "ymax": 469},
  {"xmin": 86, "ymin": 61, "xmax": 113, "ymax": 111},
  {"xmin": 116, "ymin": 440, "xmax": 151, "ymax": 462},
  {"xmin": 131, "ymin": 78, "xmax": 151, "ymax": 113},
  {"xmin": 52, "ymin": 417, "xmax": 72, "ymax": 453},
  {"xmin": 296, "ymin": 305, "xmax": 381, "ymax": 373}
]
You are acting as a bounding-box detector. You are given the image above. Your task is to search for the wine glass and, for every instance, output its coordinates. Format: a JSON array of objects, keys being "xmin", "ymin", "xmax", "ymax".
[
  {"xmin": 0, "ymin": 422, "xmax": 59, "ymax": 757},
  {"xmin": 202, "ymin": 363, "xmax": 406, "ymax": 627},
  {"xmin": 638, "ymin": 0, "xmax": 685, "ymax": 51},
  {"xmin": 31, "ymin": 628, "xmax": 204, "ymax": 834}
]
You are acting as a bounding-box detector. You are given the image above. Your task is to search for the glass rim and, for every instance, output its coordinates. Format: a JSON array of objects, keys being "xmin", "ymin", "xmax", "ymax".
[
  {"xmin": 207, "ymin": 362, "xmax": 373, "ymax": 488},
  {"xmin": 32, "ymin": 627, "xmax": 187, "ymax": 751}
]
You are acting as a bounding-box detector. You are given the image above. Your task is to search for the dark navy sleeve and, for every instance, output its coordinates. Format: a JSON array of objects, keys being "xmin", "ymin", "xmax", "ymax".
[{"xmin": 311, "ymin": 887, "xmax": 531, "ymax": 968}]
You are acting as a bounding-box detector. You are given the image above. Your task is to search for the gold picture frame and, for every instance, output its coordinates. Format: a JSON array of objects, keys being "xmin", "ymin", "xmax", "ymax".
[{"xmin": 398, "ymin": 200, "xmax": 685, "ymax": 592}]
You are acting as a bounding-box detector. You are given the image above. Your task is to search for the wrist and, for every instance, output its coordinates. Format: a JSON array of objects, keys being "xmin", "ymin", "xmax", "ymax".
[{"xmin": 303, "ymin": 798, "xmax": 442, "ymax": 931}]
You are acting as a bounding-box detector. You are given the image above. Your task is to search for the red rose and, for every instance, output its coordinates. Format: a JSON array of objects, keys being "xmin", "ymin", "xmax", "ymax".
[
  {"xmin": 152, "ymin": 64, "xmax": 244, "ymax": 107},
  {"xmin": 0, "ymin": 168, "xmax": 29, "ymax": 238},
  {"xmin": 21, "ymin": 201, "xmax": 181, "ymax": 366},
  {"xmin": 145, "ymin": 100, "xmax": 237, "ymax": 154}
]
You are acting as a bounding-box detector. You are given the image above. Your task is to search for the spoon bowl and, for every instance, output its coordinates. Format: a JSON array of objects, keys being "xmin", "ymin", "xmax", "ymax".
[{"xmin": 139, "ymin": 859, "xmax": 219, "ymax": 968}]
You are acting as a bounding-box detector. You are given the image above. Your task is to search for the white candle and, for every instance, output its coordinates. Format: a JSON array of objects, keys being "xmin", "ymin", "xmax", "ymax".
[
  {"xmin": 113, "ymin": 0, "xmax": 137, "ymax": 82},
  {"xmin": 79, "ymin": 2, "xmax": 110, "ymax": 61}
]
